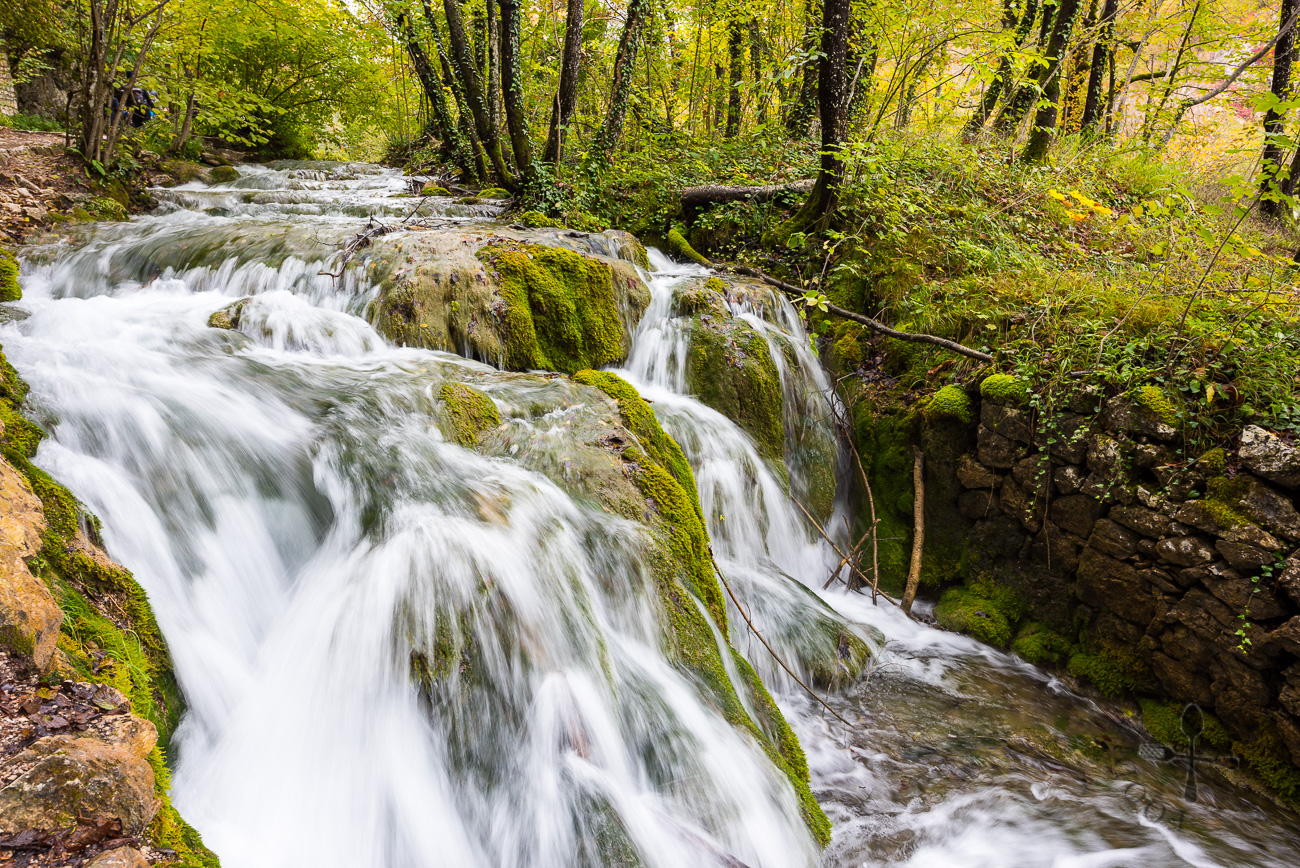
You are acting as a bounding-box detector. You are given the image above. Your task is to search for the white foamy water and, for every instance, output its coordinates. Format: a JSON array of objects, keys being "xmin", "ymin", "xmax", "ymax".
[{"xmin": 4, "ymin": 162, "xmax": 1298, "ymax": 868}]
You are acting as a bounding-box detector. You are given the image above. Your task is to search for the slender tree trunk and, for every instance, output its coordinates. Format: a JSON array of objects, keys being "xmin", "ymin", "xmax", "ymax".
[
  {"xmin": 435, "ymin": 0, "xmax": 513, "ymax": 187},
  {"xmin": 487, "ymin": 0, "xmax": 502, "ymax": 133},
  {"xmin": 845, "ymin": 5, "xmax": 877, "ymax": 122},
  {"xmin": 963, "ymin": 0, "xmax": 1038, "ymax": 141},
  {"xmin": 400, "ymin": 14, "xmax": 476, "ymax": 177},
  {"xmin": 786, "ymin": 0, "xmax": 821, "ymax": 136},
  {"xmin": 750, "ymin": 18, "xmax": 767, "ymax": 125},
  {"xmin": 1262, "ymin": 0, "xmax": 1297, "ymax": 217},
  {"xmin": 592, "ymin": 0, "xmax": 652, "ymax": 162},
  {"xmin": 433, "ymin": 26, "xmax": 488, "ymax": 182},
  {"xmin": 726, "ymin": 18, "xmax": 744, "ymax": 137},
  {"xmin": 781, "ymin": 0, "xmax": 850, "ymax": 235},
  {"xmin": 543, "ymin": 0, "xmax": 584, "ymax": 163},
  {"xmin": 1021, "ymin": 0, "xmax": 1083, "ymax": 162},
  {"xmin": 901, "ymin": 446, "xmax": 924, "ymax": 615},
  {"xmin": 992, "ymin": 0, "xmax": 1054, "ymax": 136},
  {"xmin": 1079, "ymin": 0, "xmax": 1117, "ymax": 134},
  {"xmin": 497, "ymin": 0, "xmax": 539, "ymax": 191}
]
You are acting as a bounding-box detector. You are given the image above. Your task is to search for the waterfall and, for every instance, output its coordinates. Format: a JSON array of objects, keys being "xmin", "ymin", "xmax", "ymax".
[{"xmin": 5, "ymin": 162, "xmax": 1299, "ymax": 868}]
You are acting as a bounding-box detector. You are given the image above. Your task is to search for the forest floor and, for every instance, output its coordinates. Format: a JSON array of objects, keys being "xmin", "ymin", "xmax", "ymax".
[{"xmin": 0, "ymin": 131, "xmax": 89, "ymax": 244}]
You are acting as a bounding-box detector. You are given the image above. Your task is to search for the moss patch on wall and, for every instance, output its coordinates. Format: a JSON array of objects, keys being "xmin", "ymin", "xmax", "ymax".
[
  {"xmin": 1138, "ymin": 698, "xmax": 1233, "ymax": 752},
  {"xmin": 0, "ymin": 249, "xmax": 20, "ymax": 303},
  {"xmin": 935, "ymin": 580, "xmax": 1028, "ymax": 647},
  {"xmin": 1011, "ymin": 621, "xmax": 1072, "ymax": 666},
  {"xmin": 924, "ymin": 384, "xmax": 973, "ymax": 423},
  {"xmin": 1066, "ymin": 642, "xmax": 1156, "ymax": 698},
  {"xmin": 979, "ymin": 373, "xmax": 1028, "ymax": 405},
  {"xmin": 439, "ymin": 382, "xmax": 501, "ymax": 446}
]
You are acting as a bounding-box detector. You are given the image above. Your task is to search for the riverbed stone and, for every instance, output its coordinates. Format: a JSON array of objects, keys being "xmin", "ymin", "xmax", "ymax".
[
  {"xmin": 84, "ymin": 848, "xmax": 150, "ymax": 868},
  {"xmin": 1155, "ymin": 535, "xmax": 1218, "ymax": 567},
  {"xmin": 1239, "ymin": 426, "xmax": 1300, "ymax": 487},
  {"xmin": 0, "ymin": 458, "xmax": 62, "ymax": 671}
]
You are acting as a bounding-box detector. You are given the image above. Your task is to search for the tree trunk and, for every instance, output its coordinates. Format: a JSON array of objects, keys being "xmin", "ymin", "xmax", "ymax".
[
  {"xmin": 901, "ymin": 447, "xmax": 924, "ymax": 615},
  {"xmin": 1079, "ymin": 0, "xmax": 1117, "ymax": 134},
  {"xmin": 1262, "ymin": 0, "xmax": 1297, "ymax": 217},
  {"xmin": 1021, "ymin": 0, "xmax": 1084, "ymax": 163},
  {"xmin": 845, "ymin": 6, "xmax": 878, "ymax": 122},
  {"xmin": 400, "ymin": 14, "xmax": 477, "ymax": 178},
  {"xmin": 432, "ymin": 24, "xmax": 488, "ymax": 182},
  {"xmin": 780, "ymin": 0, "xmax": 850, "ymax": 235},
  {"xmin": 726, "ymin": 18, "xmax": 744, "ymax": 137},
  {"xmin": 487, "ymin": 0, "xmax": 502, "ymax": 133},
  {"xmin": 785, "ymin": 0, "xmax": 821, "ymax": 137},
  {"xmin": 497, "ymin": 0, "xmax": 539, "ymax": 191},
  {"xmin": 963, "ymin": 0, "xmax": 1036, "ymax": 141},
  {"xmin": 750, "ymin": 18, "xmax": 767, "ymax": 125},
  {"xmin": 543, "ymin": 0, "xmax": 584, "ymax": 164},
  {"xmin": 436, "ymin": 0, "xmax": 513, "ymax": 187},
  {"xmin": 992, "ymin": 0, "xmax": 1054, "ymax": 136},
  {"xmin": 592, "ymin": 0, "xmax": 653, "ymax": 162}
]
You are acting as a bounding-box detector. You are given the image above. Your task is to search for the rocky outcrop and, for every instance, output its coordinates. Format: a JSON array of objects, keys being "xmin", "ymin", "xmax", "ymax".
[
  {"xmin": 0, "ymin": 458, "xmax": 61, "ymax": 669},
  {"xmin": 369, "ymin": 228, "xmax": 650, "ymax": 374}
]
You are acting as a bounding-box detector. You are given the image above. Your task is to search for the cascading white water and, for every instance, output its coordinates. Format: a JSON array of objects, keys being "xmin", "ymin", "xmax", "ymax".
[{"xmin": 5, "ymin": 162, "xmax": 1300, "ymax": 868}]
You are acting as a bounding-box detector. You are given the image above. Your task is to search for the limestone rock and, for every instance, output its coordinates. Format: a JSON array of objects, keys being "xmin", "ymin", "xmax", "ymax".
[
  {"xmin": 1050, "ymin": 494, "xmax": 1103, "ymax": 538},
  {"xmin": 1011, "ymin": 454, "xmax": 1052, "ymax": 498},
  {"xmin": 1267, "ymin": 617, "xmax": 1300, "ymax": 657},
  {"xmin": 958, "ymin": 489, "xmax": 1000, "ymax": 521},
  {"xmin": 981, "ymin": 402, "xmax": 1032, "ymax": 444},
  {"xmin": 999, "ymin": 479, "xmax": 1042, "ymax": 532},
  {"xmin": 1100, "ymin": 395, "xmax": 1177, "ymax": 441},
  {"xmin": 1027, "ymin": 522, "xmax": 1081, "ymax": 574},
  {"xmin": 1034, "ymin": 413, "xmax": 1088, "ymax": 464},
  {"xmin": 85, "ymin": 847, "xmax": 150, "ymax": 868},
  {"xmin": 1088, "ymin": 519, "xmax": 1139, "ymax": 560},
  {"xmin": 1191, "ymin": 560, "xmax": 1287, "ymax": 619},
  {"xmin": 1238, "ymin": 426, "xmax": 1300, "ymax": 488},
  {"xmin": 956, "ymin": 454, "xmax": 1001, "ymax": 489},
  {"xmin": 1279, "ymin": 554, "xmax": 1300, "ymax": 607},
  {"xmin": 0, "ymin": 734, "xmax": 160, "ymax": 833},
  {"xmin": 1172, "ymin": 500, "xmax": 1281, "ymax": 549},
  {"xmin": 1151, "ymin": 651, "xmax": 1214, "ymax": 705},
  {"xmin": 1233, "ymin": 475, "xmax": 1300, "ymax": 541},
  {"xmin": 1054, "ymin": 465, "xmax": 1084, "ymax": 494},
  {"xmin": 0, "ymin": 458, "xmax": 62, "ymax": 670},
  {"xmin": 1214, "ymin": 539, "xmax": 1275, "ymax": 572},
  {"xmin": 1155, "ymin": 535, "xmax": 1217, "ymax": 567},
  {"xmin": 1110, "ymin": 504, "xmax": 1176, "ymax": 539},
  {"xmin": 1076, "ymin": 548, "xmax": 1155, "ymax": 625},
  {"xmin": 1280, "ymin": 664, "xmax": 1300, "ymax": 717},
  {"xmin": 976, "ymin": 426, "xmax": 1021, "ymax": 469}
]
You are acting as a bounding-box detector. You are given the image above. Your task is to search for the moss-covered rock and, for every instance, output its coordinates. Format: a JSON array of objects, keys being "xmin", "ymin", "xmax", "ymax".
[
  {"xmin": 924, "ymin": 384, "xmax": 973, "ymax": 424},
  {"xmin": 518, "ymin": 210, "xmax": 562, "ymax": 229},
  {"xmin": 159, "ymin": 160, "xmax": 210, "ymax": 186},
  {"xmin": 1011, "ymin": 621, "xmax": 1071, "ymax": 666},
  {"xmin": 420, "ymin": 183, "xmax": 452, "ymax": 197},
  {"xmin": 666, "ymin": 227, "xmax": 710, "ymax": 266},
  {"xmin": 74, "ymin": 198, "xmax": 128, "ymax": 222},
  {"xmin": 1133, "ymin": 385, "xmax": 1178, "ymax": 426},
  {"xmin": 209, "ymin": 165, "xmax": 239, "ymax": 184},
  {"xmin": 478, "ymin": 187, "xmax": 511, "ymax": 199},
  {"xmin": 370, "ymin": 230, "xmax": 650, "ymax": 374},
  {"xmin": 207, "ymin": 297, "xmax": 250, "ymax": 330},
  {"xmin": 1066, "ymin": 641, "xmax": 1155, "ymax": 698},
  {"xmin": 439, "ymin": 382, "xmax": 501, "ymax": 446},
  {"xmin": 935, "ymin": 580, "xmax": 1028, "ymax": 647},
  {"xmin": 1138, "ymin": 698, "xmax": 1233, "ymax": 751},
  {"xmin": 684, "ymin": 314, "xmax": 783, "ymax": 462},
  {"xmin": 0, "ymin": 249, "xmax": 19, "ymax": 302},
  {"xmin": 979, "ymin": 373, "xmax": 1029, "ymax": 405}
]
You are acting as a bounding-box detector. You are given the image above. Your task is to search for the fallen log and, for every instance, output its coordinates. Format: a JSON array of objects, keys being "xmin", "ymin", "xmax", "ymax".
[{"xmin": 680, "ymin": 179, "xmax": 814, "ymax": 211}]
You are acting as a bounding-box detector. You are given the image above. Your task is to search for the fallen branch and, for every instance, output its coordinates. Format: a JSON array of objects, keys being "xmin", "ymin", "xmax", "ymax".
[
  {"xmin": 824, "ymin": 527, "xmax": 869, "ymax": 590},
  {"xmin": 901, "ymin": 446, "xmax": 924, "ymax": 614},
  {"xmin": 847, "ymin": 435, "xmax": 882, "ymax": 603},
  {"xmin": 710, "ymin": 553, "xmax": 852, "ymax": 727},
  {"xmin": 318, "ymin": 216, "xmax": 398, "ymax": 284},
  {"xmin": 789, "ymin": 495, "xmax": 906, "ymax": 611},
  {"xmin": 681, "ymin": 179, "xmax": 815, "ymax": 211},
  {"xmin": 726, "ymin": 264, "xmax": 994, "ymax": 362}
]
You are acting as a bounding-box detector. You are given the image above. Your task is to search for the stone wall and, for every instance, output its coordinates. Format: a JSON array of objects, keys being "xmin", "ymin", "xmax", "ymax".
[{"xmin": 942, "ymin": 383, "xmax": 1300, "ymax": 773}]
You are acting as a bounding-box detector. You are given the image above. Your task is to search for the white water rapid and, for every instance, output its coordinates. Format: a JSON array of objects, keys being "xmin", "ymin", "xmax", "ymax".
[{"xmin": 5, "ymin": 162, "xmax": 1300, "ymax": 868}]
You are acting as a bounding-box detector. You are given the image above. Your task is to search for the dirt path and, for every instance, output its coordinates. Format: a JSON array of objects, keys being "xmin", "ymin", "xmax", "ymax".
[{"xmin": 0, "ymin": 130, "xmax": 93, "ymax": 244}]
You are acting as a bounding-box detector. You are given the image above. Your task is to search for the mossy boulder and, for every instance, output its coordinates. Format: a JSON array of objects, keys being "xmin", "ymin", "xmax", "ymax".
[
  {"xmin": 207, "ymin": 298, "xmax": 250, "ymax": 330},
  {"xmin": 1011, "ymin": 621, "xmax": 1071, "ymax": 666},
  {"xmin": 1066, "ymin": 641, "xmax": 1155, "ymax": 698},
  {"xmin": 74, "ymin": 198, "xmax": 128, "ymax": 222},
  {"xmin": 935, "ymin": 580, "xmax": 1028, "ymax": 647},
  {"xmin": 478, "ymin": 187, "xmax": 511, "ymax": 199},
  {"xmin": 666, "ymin": 227, "xmax": 710, "ymax": 266},
  {"xmin": 685, "ymin": 313, "xmax": 783, "ymax": 462},
  {"xmin": 924, "ymin": 384, "xmax": 973, "ymax": 424},
  {"xmin": 438, "ymin": 382, "xmax": 501, "ymax": 446},
  {"xmin": 209, "ymin": 165, "xmax": 239, "ymax": 184},
  {"xmin": 518, "ymin": 210, "xmax": 562, "ymax": 229},
  {"xmin": 979, "ymin": 373, "xmax": 1029, "ymax": 405},
  {"xmin": 420, "ymin": 183, "xmax": 452, "ymax": 197},
  {"xmin": 0, "ymin": 249, "xmax": 19, "ymax": 302},
  {"xmin": 671, "ymin": 277, "xmax": 728, "ymax": 317},
  {"xmin": 370, "ymin": 229, "xmax": 650, "ymax": 375},
  {"xmin": 159, "ymin": 160, "xmax": 210, "ymax": 186}
]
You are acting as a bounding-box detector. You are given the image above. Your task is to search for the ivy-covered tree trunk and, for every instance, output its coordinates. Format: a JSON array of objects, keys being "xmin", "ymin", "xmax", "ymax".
[
  {"xmin": 1261, "ymin": 0, "xmax": 1296, "ymax": 218},
  {"xmin": 435, "ymin": 0, "xmax": 514, "ymax": 187},
  {"xmin": 991, "ymin": 0, "xmax": 1054, "ymax": 136},
  {"xmin": 497, "ymin": 0, "xmax": 540, "ymax": 191},
  {"xmin": 399, "ymin": 13, "xmax": 477, "ymax": 179},
  {"xmin": 846, "ymin": 8, "xmax": 878, "ymax": 122},
  {"xmin": 785, "ymin": 0, "xmax": 821, "ymax": 137},
  {"xmin": 780, "ymin": 0, "xmax": 850, "ymax": 236},
  {"xmin": 1021, "ymin": 0, "xmax": 1083, "ymax": 163},
  {"xmin": 726, "ymin": 18, "xmax": 744, "ymax": 138},
  {"xmin": 543, "ymin": 0, "xmax": 584, "ymax": 164},
  {"xmin": 1079, "ymin": 0, "xmax": 1117, "ymax": 135},
  {"xmin": 750, "ymin": 19, "xmax": 768, "ymax": 125},
  {"xmin": 592, "ymin": 0, "xmax": 653, "ymax": 162},
  {"xmin": 487, "ymin": 0, "xmax": 502, "ymax": 133},
  {"xmin": 963, "ymin": 0, "xmax": 1040, "ymax": 141},
  {"xmin": 431, "ymin": 21, "xmax": 488, "ymax": 183}
]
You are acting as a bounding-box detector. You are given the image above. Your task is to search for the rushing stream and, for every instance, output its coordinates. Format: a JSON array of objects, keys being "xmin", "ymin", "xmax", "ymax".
[{"xmin": 4, "ymin": 163, "xmax": 1299, "ymax": 867}]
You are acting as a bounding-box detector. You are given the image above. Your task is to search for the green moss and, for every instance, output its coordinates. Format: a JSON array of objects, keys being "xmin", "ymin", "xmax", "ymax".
[
  {"xmin": 850, "ymin": 403, "xmax": 915, "ymax": 594},
  {"xmin": 924, "ymin": 384, "xmax": 973, "ymax": 424},
  {"xmin": 1133, "ymin": 385, "xmax": 1178, "ymax": 425},
  {"xmin": 487, "ymin": 244, "xmax": 629, "ymax": 374},
  {"xmin": 1011, "ymin": 621, "xmax": 1072, "ymax": 666},
  {"xmin": 1198, "ymin": 448, "xmax": 1227, "ymax": 475},
  {"xmin": 518, "ymin": 210, "xmax": 562, "ymax": 228},
  {"xmin": 209, "ymin": 166, "xmax": 238, "ymax": 184},
  {"xmin": 1204, "ymin": 476, "xmax": 1251, "ymax": 529},
  {"xmin": 1235, "ymin": 721, "xmax": 1300, "ymax": 807},
  {"xmin": 567, "ymin": 211, "xmax": 606, "ymax": 233},
  {"xmin": 1138, "ymin": 698, "xmax": 1232, "ymax": 752},
  {"xmin": 673, "ymin": 281, "xmax": 727, "ymax": 317},
  {"xmin": 979, "ymin": 373, "xmax": 1029, "ymax": 405},
  {"xmin": 935, "ymin": 580, "xmax": 1027, "ymax": 647},
  {"xmin": 77, "ymin": 197, "xmax": 128, "ymax": 222},
  {"xmin": 832, "ymin": 333, "xmax": 862, "ymax": 369},
  {"xmin": 478, "ymin": 187, "xmax": 511, "ymax": 199},
  {"xmin": 439, "ymin": 382, "xmax": 501, "ymax": 447},
  {"xmin": 666, "ymin": 227, "xmax": 711, "ymax": 266},
  {"xmin": 0, "ymin": 249, "xmax": 19, "ymax": 302},
  {"xmin": 420, "ymin": 183, "xmax": 452, "ymax": 196},
  {"xmin": 685, "ymin": 317, "xmax": 784, "ymax": 462},
  {"xmin": 1067, "ymin": 642, "xmax": 1155, "ymax": 698}
]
